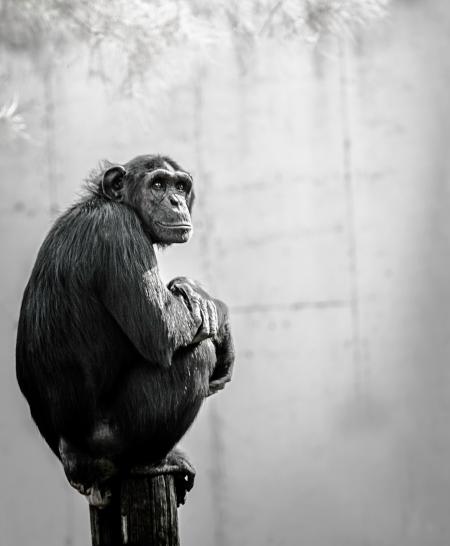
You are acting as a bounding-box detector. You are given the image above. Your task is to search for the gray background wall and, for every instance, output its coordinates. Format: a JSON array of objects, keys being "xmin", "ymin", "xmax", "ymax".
[{"xmin": 2, "ymin": 1, "xmax": 450, "ymax": 545}]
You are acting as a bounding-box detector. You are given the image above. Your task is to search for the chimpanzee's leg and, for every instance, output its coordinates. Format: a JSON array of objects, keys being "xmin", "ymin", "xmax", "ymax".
[
  {"xmin": 59, "ymin": 340, "xmax": 215, "ymax": 505},
  {"xmin": 114, "ymin": 340, "xmax": 215, "ymax": 455}
]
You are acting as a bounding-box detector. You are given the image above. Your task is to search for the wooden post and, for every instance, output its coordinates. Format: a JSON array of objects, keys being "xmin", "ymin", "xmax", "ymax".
[{"xmin": 90, "ymin": 468, "xmax": 180, "ymax": 546}]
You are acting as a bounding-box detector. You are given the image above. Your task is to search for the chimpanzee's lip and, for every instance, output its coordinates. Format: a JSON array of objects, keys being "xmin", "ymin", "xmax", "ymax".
[{"xmin": 156, "ymin": 221, "xmax": 192, "ymax": 229}]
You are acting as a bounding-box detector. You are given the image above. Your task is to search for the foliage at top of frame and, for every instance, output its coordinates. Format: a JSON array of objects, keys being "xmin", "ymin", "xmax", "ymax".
[
  {"xmin": 0, "ymin": 0, "xmax": 390, "ymax": 54},
  {"xmin": 0, "ymin": 0, "xmax": 390, "ymax": 142}
]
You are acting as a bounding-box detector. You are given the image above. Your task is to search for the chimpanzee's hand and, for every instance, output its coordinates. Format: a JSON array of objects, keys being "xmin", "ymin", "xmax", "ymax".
[
  {"xmin": 168, "ymin": 277, "xmax": 235, "ymax": 393},
  {"xmin": 168, "ymin": 277, "xmax": 218, "ymax": 343}
]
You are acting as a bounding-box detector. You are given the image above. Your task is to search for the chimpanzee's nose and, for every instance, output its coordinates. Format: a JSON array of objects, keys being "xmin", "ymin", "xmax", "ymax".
[{"xmin": 169, "ymin": 194, "xmax": 181, "ymax": 207}]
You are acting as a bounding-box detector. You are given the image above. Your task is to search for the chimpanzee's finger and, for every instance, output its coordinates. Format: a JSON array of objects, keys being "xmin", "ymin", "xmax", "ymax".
[
  {"xmin": 185, "ymin": 290, "xmax": 202, "ymax": 327},
  {"xmin": 174, "ymin": 282, "xmax": 195, "ymax": 302},
  {"xmin": 207, "ymin": 300, "xmax": 218, "ymax": 336},
  {"xmin": 176, "ymin": 284, "xmax": 202, "ymax": 326},
  {"xmin": 191, "ymin": 298, "xmax": 202, "ymax": 329},
  {"xmin": 199, "ymin": 299, "xmax": 210, "ymax": 336}
]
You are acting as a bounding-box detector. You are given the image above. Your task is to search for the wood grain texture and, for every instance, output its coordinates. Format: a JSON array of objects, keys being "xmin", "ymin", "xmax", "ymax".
[{"xmin": 89, "ymin": 475, "xmax": 179, "ymax": 546}]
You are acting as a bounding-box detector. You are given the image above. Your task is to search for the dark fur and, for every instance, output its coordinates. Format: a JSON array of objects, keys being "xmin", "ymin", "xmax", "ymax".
[{"xmin": 16, "ymin": 154, "xmax": 233, "ymax": 474}]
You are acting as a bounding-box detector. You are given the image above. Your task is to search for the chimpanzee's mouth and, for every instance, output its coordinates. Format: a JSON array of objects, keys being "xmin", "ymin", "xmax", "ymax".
[{"xmin": 156, "ymin": 221, "xmax": 191, "ymax": 229}]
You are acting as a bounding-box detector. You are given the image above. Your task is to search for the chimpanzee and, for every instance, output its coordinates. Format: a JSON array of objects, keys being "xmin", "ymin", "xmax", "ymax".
[{"xmin": 16, "ymin": 154, "xmax": 234, "ymax": 506}]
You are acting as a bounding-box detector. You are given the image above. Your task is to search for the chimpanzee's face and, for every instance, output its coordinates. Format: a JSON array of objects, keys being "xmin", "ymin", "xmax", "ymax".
[
  {"xmin": 101, "ymin": 155, "xmax": 195, "ymax": 245},
  {"xmin": 137, "ymin": 160, "xmax": 193, "ymax": 244}
]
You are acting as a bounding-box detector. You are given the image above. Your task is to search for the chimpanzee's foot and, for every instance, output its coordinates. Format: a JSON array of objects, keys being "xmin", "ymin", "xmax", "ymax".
[
  {"xmin": 58, "ymin": 437, "xmax": 117, "ymax": 506},
  {"xmin": 165, "ymin": 448, "xmax": 196, "ymax": 506},
  {"xmin": 66, "ymin": 480, "xmax": 113, "ymax": 508},
  {"xmin": 87, "ymin": 481, "xmax": 114, "ymax": 507},
  {"xmin": 133, "ymin": 448, "xmax": 196, "ymax": 506}
]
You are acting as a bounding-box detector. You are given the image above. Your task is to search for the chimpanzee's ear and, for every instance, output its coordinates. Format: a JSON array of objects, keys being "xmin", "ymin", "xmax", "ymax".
[{"xmin": 101, "ymin": 165, "xmax": 126, "ymax": 201}]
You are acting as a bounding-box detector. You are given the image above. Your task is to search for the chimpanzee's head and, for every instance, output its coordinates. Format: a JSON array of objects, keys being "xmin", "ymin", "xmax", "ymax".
[{"xmin": 101, "ymin": 155, "xmax": 195, "ymax": 244}]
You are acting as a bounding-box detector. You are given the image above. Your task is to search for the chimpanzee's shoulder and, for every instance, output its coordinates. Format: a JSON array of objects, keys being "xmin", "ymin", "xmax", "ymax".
[
  {"xmin": 59, "ymin": 197, "xmax": 137, "ymax": 230},
  {"xmin": 39, "ymin": 198, "xmax": 148, "ymax": 268}
]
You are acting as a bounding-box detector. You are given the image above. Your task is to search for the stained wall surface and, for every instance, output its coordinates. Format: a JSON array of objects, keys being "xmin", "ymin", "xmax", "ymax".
[{"xmin": 2, "ymin": 2, "xmax": 450, "ymax": 545}]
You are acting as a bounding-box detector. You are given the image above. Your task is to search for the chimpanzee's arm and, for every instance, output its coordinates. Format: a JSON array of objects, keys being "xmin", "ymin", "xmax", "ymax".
[
  {"xmin": 168, "ymin": 277, "xmax": 235, "ymax": 393},
  {"xmin": 95, "ymin": 204, "xmax": 206, "ymax": 368}
]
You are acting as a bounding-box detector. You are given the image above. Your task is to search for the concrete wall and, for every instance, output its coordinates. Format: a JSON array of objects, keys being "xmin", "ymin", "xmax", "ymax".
[{"xmin": 2, "ymin": 1, "xmax": 450, "ymax": 544}]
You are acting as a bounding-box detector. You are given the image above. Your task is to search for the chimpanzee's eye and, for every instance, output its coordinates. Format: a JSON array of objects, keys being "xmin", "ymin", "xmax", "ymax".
[
  {"xmin": 152, "ymin": 180, "xmax": 164, "ymax": 191},
  {"xmin": 175, "ymin": 181, "xmax": 187, "ymax": 193}
]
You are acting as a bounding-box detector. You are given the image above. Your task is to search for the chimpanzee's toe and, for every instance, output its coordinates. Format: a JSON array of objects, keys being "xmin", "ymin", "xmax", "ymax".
[{"xmin": 87, "ymin": 483, "xmax": 113, "ymax": 508}]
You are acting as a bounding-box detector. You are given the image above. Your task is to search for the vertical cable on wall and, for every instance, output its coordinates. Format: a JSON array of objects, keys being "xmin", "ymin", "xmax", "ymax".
[{"xmin": 338, "ymin": 39, "xmax": 363, "ymax": 397}]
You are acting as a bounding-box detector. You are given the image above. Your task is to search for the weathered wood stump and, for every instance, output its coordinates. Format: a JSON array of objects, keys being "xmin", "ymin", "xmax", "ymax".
[{"xmin": 90, "ymin": 467, "xmax": 180, "ymax": 546}]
